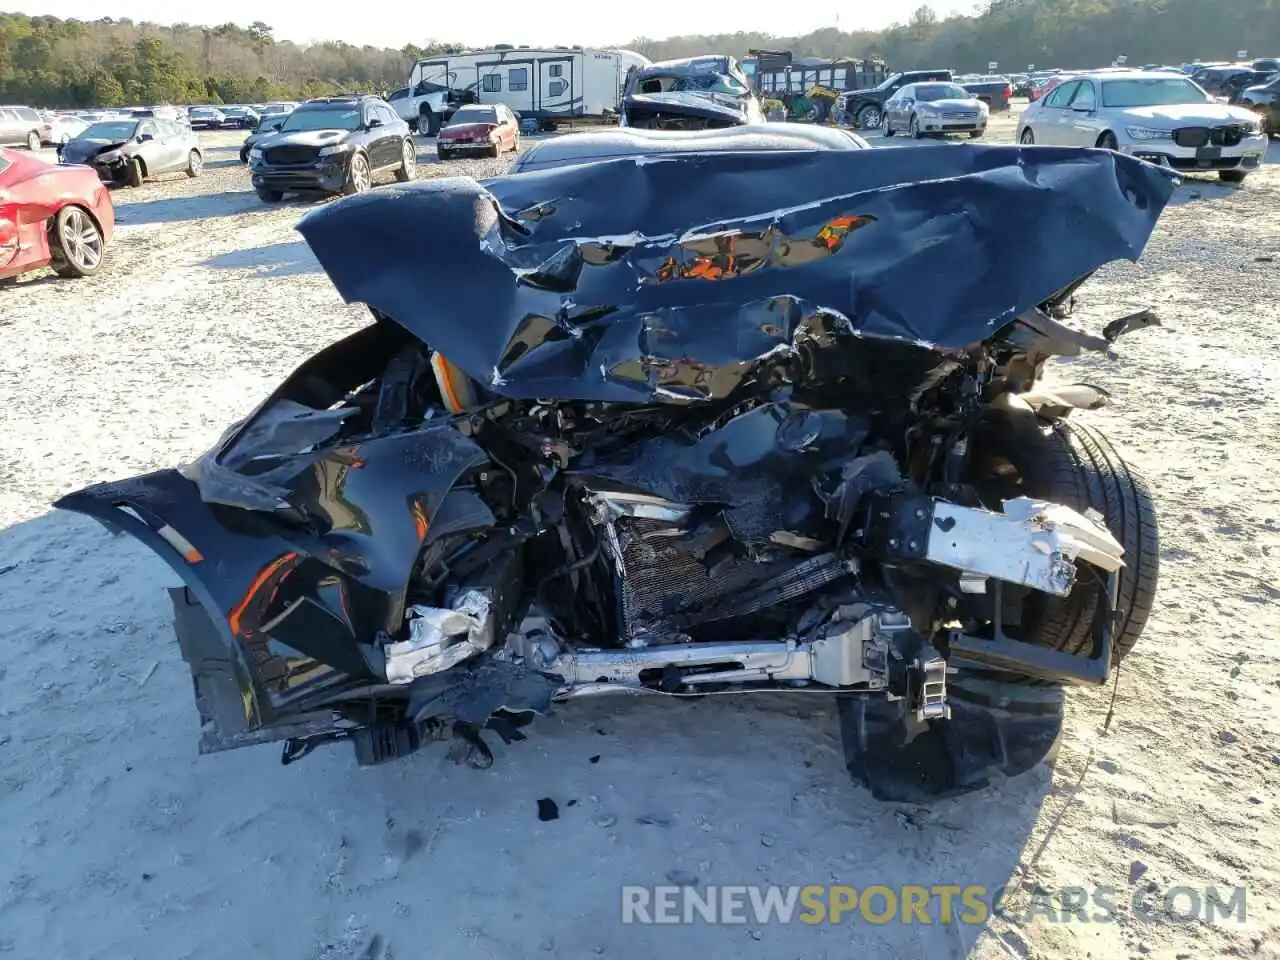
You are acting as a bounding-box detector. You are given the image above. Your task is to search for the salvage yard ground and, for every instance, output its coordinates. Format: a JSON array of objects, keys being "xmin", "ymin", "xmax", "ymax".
[{"xmin": 1, "ymin": 109, "xmax": 1278, "ymax": 960}]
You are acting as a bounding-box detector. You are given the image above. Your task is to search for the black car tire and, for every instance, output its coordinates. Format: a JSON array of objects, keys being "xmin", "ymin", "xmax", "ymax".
[
  {"xmin": 968, "ymin": 410, "xmax": 1158, "ymax": 671},
  {"xmin": 909, "ymin": 114, "xmax": 923, "ymax": 139},
  {"xmin": 394, "ymin": 139, "xmax": 416, "ymax": 182},
  {"xmin": 437, "ymin": 146, "xmax": 452, "ymax": 161},
  {"xmin": 1097, "ymin": 131, "xmax": 1119, "ymax": 150},
  {"xmin": 186, "ymin": 150, "xmax": 203, "ymax": 178},
  {"xmin": 420, "ymin": 106, "xmax": 439, "ymax": 136},
  {"xmin": 49, "ymin": 205, "xmax": 105, "ymax": 279},
  {"xmin": 125, "ymin": 158, "xmax": 145, "ymax": 188},
  {"xmin": 883, "ymin": 116, "xmax": 895, "ymax": 136},
  {"xmin": 968, "ymin": 130, "xmax": 983, "ymax": 139},
  {"xmin": 256, "ymin": 187, "xmax": 284, "ymax": 203},
  {"xmin": 26, "ymin": 130, "xmax": 40, "ymax": 151},
  {"xmin": 1219, "ymin": 169, "xmax": 1249, "ymax": 183},
  {"xmin": 856, "ymin": 104, "xmax": 882, "ymax": 131},
  {"xmin": 343, "ymin": 152, "xmax": 371, "ymax": 195},
  {"xmin": 239, "ymin": 148, "xmax": 249, "ymax": 163},
  {"xmin": 1019, "ymin": 128, "xmax": 1035, "ymax": 144}
]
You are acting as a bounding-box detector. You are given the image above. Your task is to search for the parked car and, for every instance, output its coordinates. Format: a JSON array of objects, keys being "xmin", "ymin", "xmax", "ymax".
[
  {"xmin": 0, "ymin": 147, "xmax": 114, "ymax": 282},
  {"xmin": 436, "ymin": 104, "xmax": 521, "ymax": 159},
  {"xmin": 1235, "ymin": 74, "xmax": 1280, "ymax": 136},
  {"xmin": 248, "ymin": 95, "xmax": 415, "ymax": 202},
  {"xmin": 1252, "ymin": 57, "xmax": 1280, "ymax": 73},
  {"xmin": 883, "ymin": 82, "xmax": 988, "ymax": 138},
  {"xmin": 959, "ymin": 75, "xmax": 1014, "ymax": 111},
  {"xmin": 220, "ymin": 106, "xmax": 260, "ymax": 130},
  {"xmin": 1227, "ymin": 71, "xmax": 1279, "ymax": 102},
  {"xmin": 619, "ymin": 55, "xmax": 763, "ymax": 129},
  {"xmin": 240, "ymin": 113, "xmax": 290, "ymax": 163},
  {"xmin": 59, "ymin": 118, "xmax": 204, "ymax": 187},
  {"xmin": 44, "ymin": 114, "xmax": 89, "ymax": 146},
  {"xmin": 259, "ymin": 102, "xmax": 298, "ymax": 119},
  {"xmin": 838, "ymin": 70, "xmax": 954, "ymax": 130},
  {"xmin": 1192, "ymin": 65, "xmax": 1270, "ymax": 99},
  {"xmin": 1017, "ymin": 71, "xmax": 1268, "ymax": 183},
  {"xmin": 187, "ymin": 107, "xmax": 227, "ymax": 130},
  {"xmin": 0, "ymin": 106, "xmax": 51, "ymax": 150}
]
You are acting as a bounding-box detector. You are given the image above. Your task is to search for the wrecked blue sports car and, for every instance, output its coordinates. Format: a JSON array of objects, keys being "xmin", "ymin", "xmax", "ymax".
[{"xmin": 57, "ymin": 129, "xmax": 1176, "ymax": 800}]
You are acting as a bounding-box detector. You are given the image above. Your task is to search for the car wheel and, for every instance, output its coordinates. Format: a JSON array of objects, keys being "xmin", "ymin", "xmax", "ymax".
[
  {"xmin": 909, "ymin": 114, "xmax": 923, "ymax": 139},
  {"xmin": 49, "ymin": 206, "xmax": 105, "ymax": 278},
  {"xmin": 968, "ymin": 410, "xmax": 1158, "ymax": 674},
  {"xmin": 419, "ymin": 106, "xmax": 438, "ymax": 136},
  {"xmin": 343, "ymin": 152, "xmax": 371, "ymax": 195},
  {"xmin": 256, "ymin": 187, "xmax": 284, "ymax": 203},
  {"xmin": 186, "ymin": 150, "xmax": 203, "ymax": 178},
  {"xmin": 125, "ymin": 158, "xmax": 145, "ymax": 187},
  {"xmin": 1097, "ymin": 131, "xmax": 1119, "ymax": 150},
  {"xmin": 239, "ymin": 148, "xmax": 248, "ymax": 163},
  {"xmin": 968, "ymin": 129, "xmax": 984, "ymax": 139},
  {"xmin": 1019, "ymin": 128, "xmax": 1035, "ymax": 144},
  {"xmin": 1219, "ymin": 169, "xmax": 1248, "ymax": 183},
  {"xmin": 26, "ymin": 131, "xmax": 40, "ymax": 151},
  {"xmin": 394, "ymin": 139, "xmax": 417, "ymax": 182},
  {"xmin": 437, "ymin": 147, "xmax": 451, "ymax": 160},
  {"xmin": 856, "ymin": 104, "xmax": 882, "ymax": 131},
  {"xmin": 883, "ymin": 116, "xmax": 895, "ymax": 137}
]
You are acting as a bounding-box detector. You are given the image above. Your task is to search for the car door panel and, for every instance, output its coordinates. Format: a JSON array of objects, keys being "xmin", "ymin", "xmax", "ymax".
[
  {"xmin": 1037, "ymin": 80, "xmax": 1080, "ymax": 143},
  {"xmin": 1065, "ymin": 81, "xmax": 1099, "ymax": 145}
]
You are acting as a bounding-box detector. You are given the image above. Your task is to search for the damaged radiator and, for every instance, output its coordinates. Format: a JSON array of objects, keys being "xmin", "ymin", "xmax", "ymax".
[{"xmin": 606, "ymin": 515, "xmax": 852, "ymax": 642}]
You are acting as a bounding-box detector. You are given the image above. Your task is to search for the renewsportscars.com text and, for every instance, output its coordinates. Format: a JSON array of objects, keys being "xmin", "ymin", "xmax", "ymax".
[{"xmin": 621, "ymin": 884, "xmax": 1247, "ymax": 925}]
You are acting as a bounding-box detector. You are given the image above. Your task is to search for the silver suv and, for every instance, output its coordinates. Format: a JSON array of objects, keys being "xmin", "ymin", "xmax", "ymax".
[{"xmin": 0, "ymin": 105, "xmax": 49, "ymax": 150}]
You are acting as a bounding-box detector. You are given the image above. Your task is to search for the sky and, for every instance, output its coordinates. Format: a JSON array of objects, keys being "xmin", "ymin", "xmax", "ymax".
[{"xmin": 17, "ymin": 0, "xmax": 976, "ymax": 49}]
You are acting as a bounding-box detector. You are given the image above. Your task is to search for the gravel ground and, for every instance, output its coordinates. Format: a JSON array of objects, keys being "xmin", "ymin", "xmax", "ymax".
[{"xmin": 1, "ymin": 116, "xmax": 1278, "ymax": 960}]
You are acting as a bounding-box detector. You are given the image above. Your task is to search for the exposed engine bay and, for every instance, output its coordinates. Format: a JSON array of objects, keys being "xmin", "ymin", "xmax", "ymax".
[{"xmin": 56, "ymin": 137, "xmax": 1176, "ymax": 800}]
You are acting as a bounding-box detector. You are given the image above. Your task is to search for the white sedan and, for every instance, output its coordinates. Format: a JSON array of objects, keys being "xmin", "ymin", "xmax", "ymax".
[{"xmin": 1017, "ymin": 70, "xmax": 1268, "ymax": 183}]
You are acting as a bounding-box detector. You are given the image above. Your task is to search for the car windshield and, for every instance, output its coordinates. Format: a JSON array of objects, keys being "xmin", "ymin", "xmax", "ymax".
[
  {"xmin": 79, "ymin": 121, "xmax": 138, "ymax": 141},
  {"xmin": 449, "ymin": 107, "xmax": 498, "ymax": 125},
  {"xmin": 916, "ymin": 83, "xmax": 969, "ymax": 100},
  {"xmin": 1101, "ymin": 78, "xmax": 1212, "ymax": 107},
  {"xmin": 873, "ymin": 73, "xmax": 903, "ymax": 91},
  {"xmin": 280, "ymin": 105, "xmax": 361, "ymax": 132},
  {"xmin": 256, "ymin": 116, "xmax": 287, "ymax": 133}
]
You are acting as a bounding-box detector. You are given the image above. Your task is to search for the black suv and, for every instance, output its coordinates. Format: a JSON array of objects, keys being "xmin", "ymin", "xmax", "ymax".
[
  {"xmin": 838, "ymin": 70, "xmax": 954, "ymax": 130},
  {"xmin": 248, "ymin": 95, "xmax": 416, "ymax": 202}
]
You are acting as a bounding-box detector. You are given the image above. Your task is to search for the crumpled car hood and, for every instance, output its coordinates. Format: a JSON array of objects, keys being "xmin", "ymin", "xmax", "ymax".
[
  {"xmin": 296, "ymin": 145, "xmax": 1176, "ymax": 405},
  {"xmin": 622, "ymin": 91, "xmax": 749, "ymax": 125},
  {"xmin": 61, "ymin": 138, "xmax": 130, "ymax": 162}
]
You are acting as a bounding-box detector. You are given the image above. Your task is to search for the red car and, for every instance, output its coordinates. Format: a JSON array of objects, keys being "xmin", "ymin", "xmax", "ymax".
[
  {"xmin": 0, "ymin": 147, "xmax": 113, "ymax": 282},
  {"xmin": 436, "ymin": 103, "xmax": 521, "ymax": 160}
]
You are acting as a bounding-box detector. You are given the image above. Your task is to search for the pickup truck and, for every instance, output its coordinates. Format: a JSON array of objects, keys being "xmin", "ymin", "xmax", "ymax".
[
  {"xmin": 838, "ymin": 69, "xmax": 953, "ymax": 129},
  {"xmin": 959, "ymin": 76, "xmax": 1014, "ymax": 111}
]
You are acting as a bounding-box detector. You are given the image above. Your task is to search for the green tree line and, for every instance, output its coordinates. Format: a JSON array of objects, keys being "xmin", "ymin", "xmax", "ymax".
[
  {"xmin": 0, "ymin": 13, "xmax": 465, "ymax": 107},
  {"xmin": 2, "ymin": 1, "xmax": 1278, "ymax": 108}
]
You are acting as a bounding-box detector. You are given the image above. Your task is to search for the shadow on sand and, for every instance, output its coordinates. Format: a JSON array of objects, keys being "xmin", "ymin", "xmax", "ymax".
[
  {"xmin": 200, "ymin": 240, "xmax": 319, "ymax": 278},
  {"xmin": 0, "ymin": 503, "xmax": 1061, "ymax": 957}
]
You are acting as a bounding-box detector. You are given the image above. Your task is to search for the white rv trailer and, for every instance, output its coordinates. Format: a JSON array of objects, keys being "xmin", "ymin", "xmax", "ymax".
[{"xmin": 395, "ymin": 46, "xmax": 650, "ymax": 133}]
